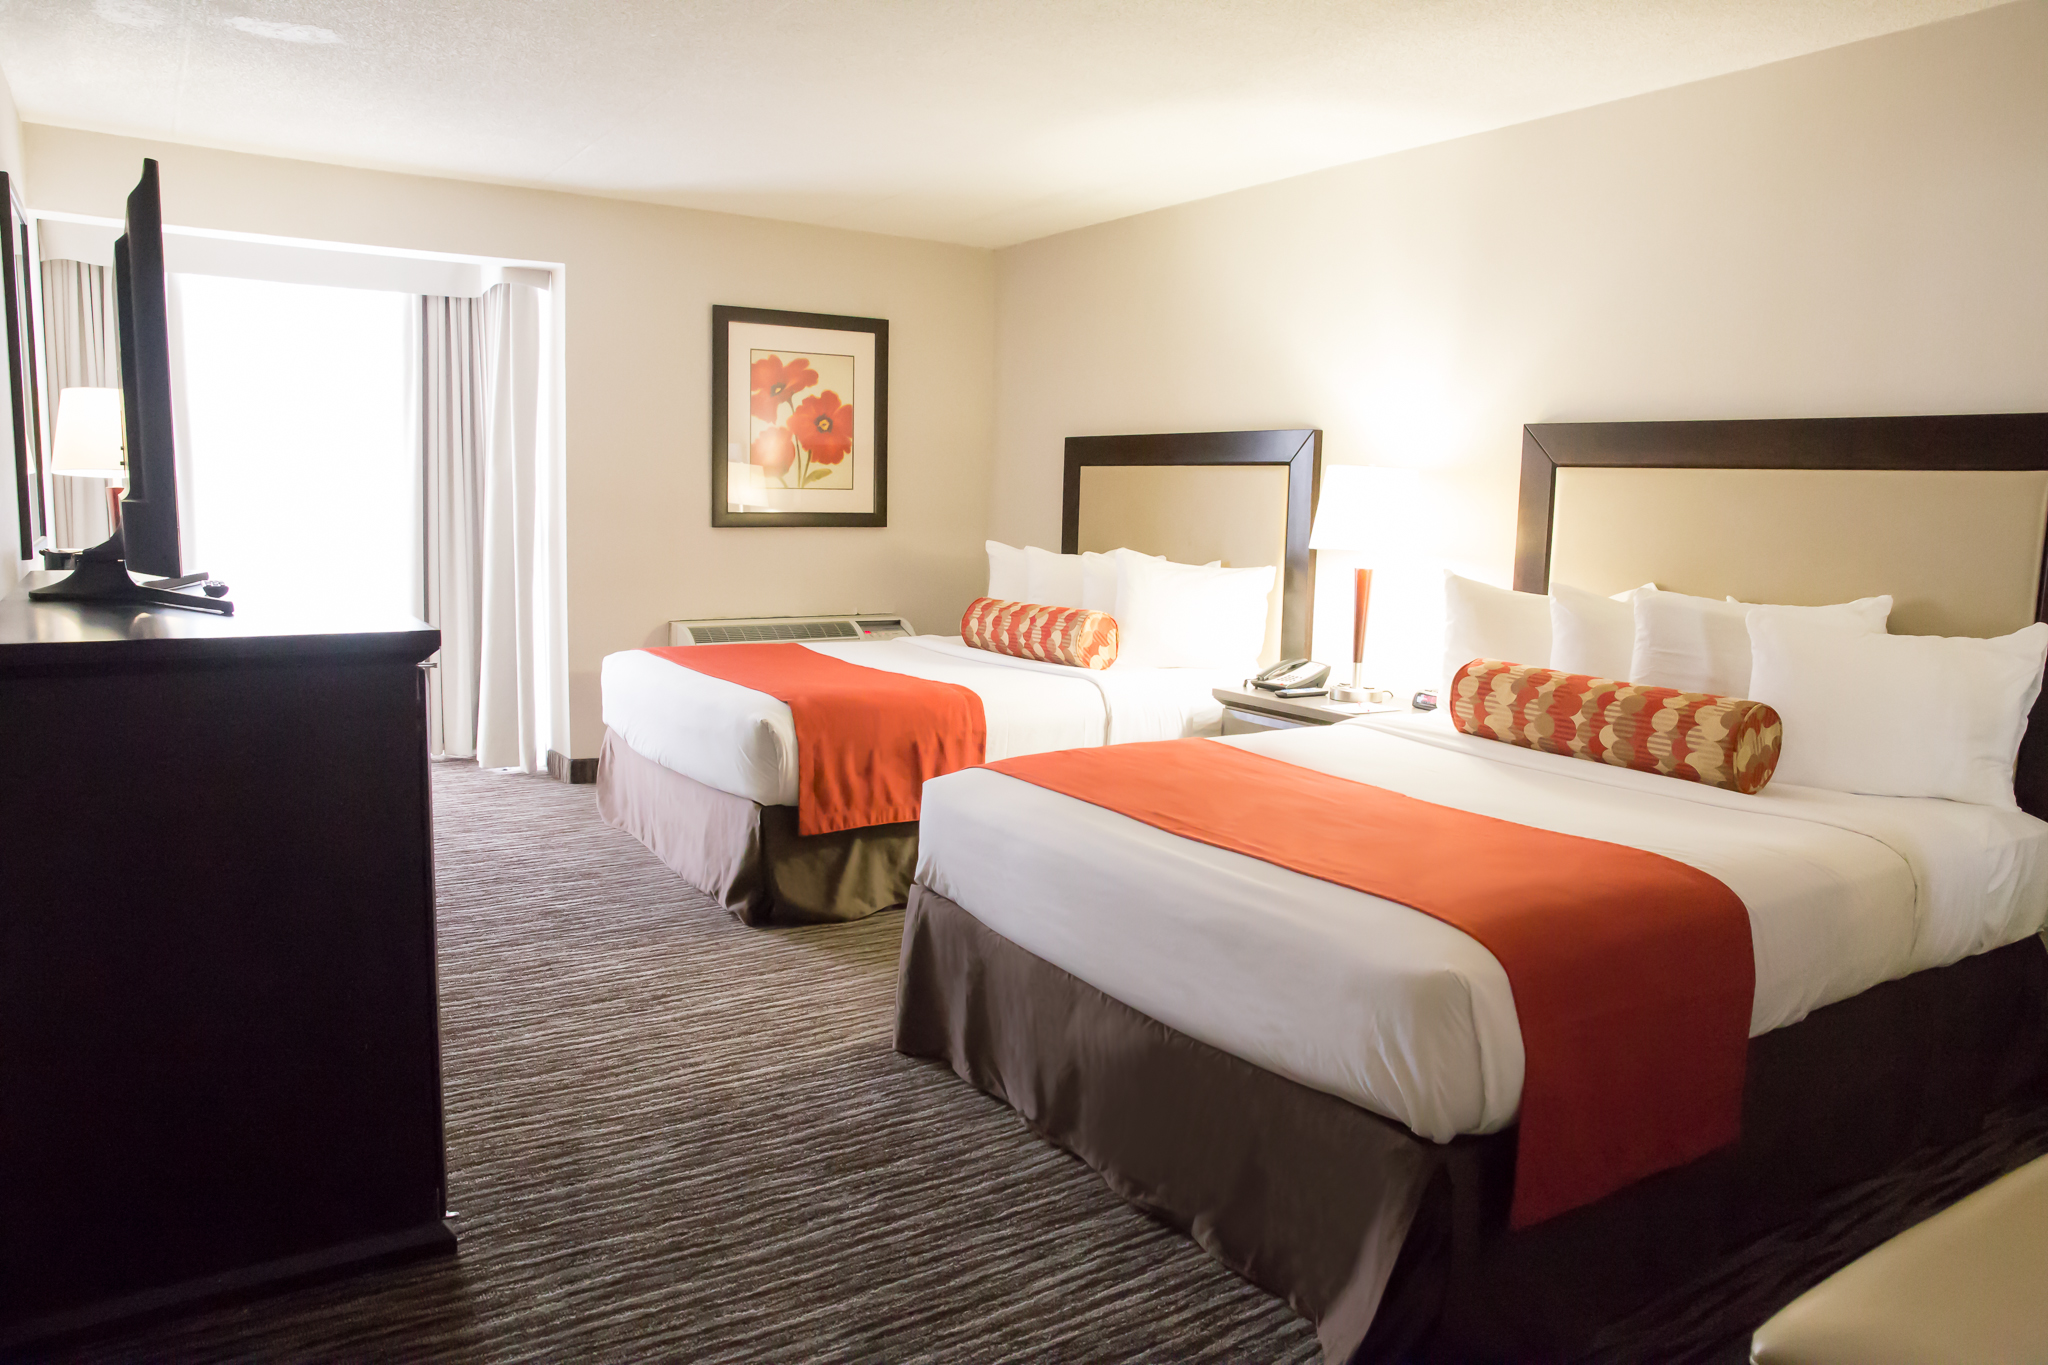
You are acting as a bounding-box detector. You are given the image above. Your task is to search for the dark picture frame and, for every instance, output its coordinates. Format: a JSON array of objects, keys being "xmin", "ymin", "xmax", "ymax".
[
  {"xmin": 2, "ymin": 173, "xmax": 47, "ymax": 562},
  {"xmin": 711, "ymin": 304, "xmax": 887, "ymax": 528}
]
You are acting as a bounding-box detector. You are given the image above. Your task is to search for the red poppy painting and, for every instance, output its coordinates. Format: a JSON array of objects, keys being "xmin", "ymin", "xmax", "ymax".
[
  {"xmin": 713, "ymin": 304, "xmax": 886, "ymax": 528},
  {"xmin": 749, "ymin": 424, "xmax": 795, "ymax": 478},
  {"xmin": 790, "ymin": 391, "xmax": 854, "ymax": 465},
  {"xmin": 747, "ymin": 348, "xmax": 855, "ymax": 490},
  {"xmin": 749, "ymin": 354, "xmax": 818, "ymax": 424}
]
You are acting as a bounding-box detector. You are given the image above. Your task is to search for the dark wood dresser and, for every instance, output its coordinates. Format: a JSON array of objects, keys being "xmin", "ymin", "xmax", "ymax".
[{"xmin": 0, "ymin": 574, "xmax": 456, "ymax": 1348}]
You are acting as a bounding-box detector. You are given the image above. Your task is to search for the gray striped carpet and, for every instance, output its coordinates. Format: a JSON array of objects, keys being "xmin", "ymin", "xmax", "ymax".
[{"xmin": 31, "ymin": 761, "xmax": 2048, "ymax": 1364}]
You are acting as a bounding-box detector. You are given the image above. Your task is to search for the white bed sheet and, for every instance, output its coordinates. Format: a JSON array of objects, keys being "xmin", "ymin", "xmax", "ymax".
[
  {"xmin": 600, "ymin": 636, "xmax": 1236, "ymax": 808},
  {"xmin": 915, "ymin": 712, "xmax": 2048, "ymax": 1142}
]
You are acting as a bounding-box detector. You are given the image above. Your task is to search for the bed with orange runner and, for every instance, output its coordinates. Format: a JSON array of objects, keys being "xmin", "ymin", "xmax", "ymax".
[
  {"xmin": 596, "ymin": 637, "xmax": 1237, "ymax": 924},
  {"xmin": 895, "ymin": 716, "xmax": 2048, "ymax": 1362}
]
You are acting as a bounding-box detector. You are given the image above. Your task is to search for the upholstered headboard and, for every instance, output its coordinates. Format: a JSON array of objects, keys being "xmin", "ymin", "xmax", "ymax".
[
  {"xmin": 1514, "ymin": 413, "xmax": 2048, "ymax": 813},
  {"xmin": 1062, "ymin": 429, "xmax": 1321, "ymax": 664}
]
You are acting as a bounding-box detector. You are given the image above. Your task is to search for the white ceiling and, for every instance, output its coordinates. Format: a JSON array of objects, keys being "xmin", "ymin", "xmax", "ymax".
[{"xmin": 0, "ymin": 0, "xmax": 2015, "ymax": 248}]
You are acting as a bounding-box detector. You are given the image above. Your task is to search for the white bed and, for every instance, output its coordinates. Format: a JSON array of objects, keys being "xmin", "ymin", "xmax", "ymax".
[
  {"xmin": 917, "ymin": 711, "xmax": 2048, "ymax": 1143},
  {"xmin": 602, "ymin": 634, "xmax": 1238, "ymax": 807},
  {"xmin": 896, "ymin": 414, "xmax": 2048, "ymax": 1361},
  {"xmin": 596, "ymin": 428, "xmax": 1324, "ymax": 925}
]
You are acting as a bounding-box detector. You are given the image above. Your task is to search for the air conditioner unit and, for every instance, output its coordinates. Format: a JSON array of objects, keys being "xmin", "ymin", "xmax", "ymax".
[{"xmin": 668, "ymin": 613, "xmax": 916, "ymax": 646}]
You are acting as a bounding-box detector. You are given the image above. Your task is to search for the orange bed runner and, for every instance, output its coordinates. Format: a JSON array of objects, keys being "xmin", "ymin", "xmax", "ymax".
[
  {"xmin": 988, "ymin": 738, "xmax": 1755, "ymax": 1228},
  {"xmin": 644, "ymin": 643, "xmax": 986, "ymax": 837}
]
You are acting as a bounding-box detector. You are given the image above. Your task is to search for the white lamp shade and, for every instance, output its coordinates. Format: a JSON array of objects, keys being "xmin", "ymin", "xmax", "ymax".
[
  {"xmin": 52, "ymin": 387, "xmax": 127, "ymax": 479},
  {"xmin": 1308, "ymin": 465, "xmax": 1422, "ymax": 562}
]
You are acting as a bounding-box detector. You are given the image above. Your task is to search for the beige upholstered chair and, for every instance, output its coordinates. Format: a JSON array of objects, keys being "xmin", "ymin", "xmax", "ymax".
[{"xmin": 1751, "ymin": 1152, "xmax": 2048, "ymax": 1365}]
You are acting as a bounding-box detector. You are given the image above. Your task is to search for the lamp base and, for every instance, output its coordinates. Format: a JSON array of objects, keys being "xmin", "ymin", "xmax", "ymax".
[{"xmin": 1333, "ymin": 682, "xmax": 1396, "ymax": 705}]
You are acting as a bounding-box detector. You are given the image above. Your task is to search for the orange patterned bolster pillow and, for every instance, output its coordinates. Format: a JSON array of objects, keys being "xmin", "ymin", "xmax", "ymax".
[
  {"xmin": 961, "ymin": 598, "xmax": 1119, "ymax": 670},
  {"xmin": 1449, "ymin": 659, "xmax": 1783, "ymax": 795}
]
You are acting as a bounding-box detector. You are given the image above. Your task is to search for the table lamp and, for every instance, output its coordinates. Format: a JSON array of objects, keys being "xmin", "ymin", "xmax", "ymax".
[
  {"xmin": 51, "ymin": 387, "xmax": 128, "ymax": 535},
  {"xmin": 1308, "ymin": 465, "xmax": 1421, "ymax": 702}
]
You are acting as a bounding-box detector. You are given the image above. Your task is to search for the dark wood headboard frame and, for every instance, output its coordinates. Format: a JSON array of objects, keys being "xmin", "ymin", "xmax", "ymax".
[
  {"xmin": 1515, "ymin": 413, "xmax": 2048, "ymax": 815},
  {"xmin": 1062, "ymin": 429, "xmax": 1323, "ymax": 660}
]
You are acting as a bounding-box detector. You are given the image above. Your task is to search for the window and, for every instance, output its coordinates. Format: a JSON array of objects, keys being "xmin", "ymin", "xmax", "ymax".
[{"xmin": 172, "ymin": 274, "xmax": 414, "ymax": 614}]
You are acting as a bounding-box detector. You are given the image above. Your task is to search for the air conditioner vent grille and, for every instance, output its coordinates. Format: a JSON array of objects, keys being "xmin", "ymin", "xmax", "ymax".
[
  {"xmin": 689, "ymin": 620, "xmax": 858, "ymax": 644},
  {"xmin": 668, "ymin": 614, "xmax": 914, "ymax": 646}
]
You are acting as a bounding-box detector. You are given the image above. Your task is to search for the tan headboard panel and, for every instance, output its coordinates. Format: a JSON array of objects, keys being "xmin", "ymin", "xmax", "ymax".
[
  {"xmin": 1550, "ymin": 467, "xmax": 2048, "ymax": 638},
  {"xmin": 1076, "ymin": 464, "xmax": 1291, "ymax": 663}
]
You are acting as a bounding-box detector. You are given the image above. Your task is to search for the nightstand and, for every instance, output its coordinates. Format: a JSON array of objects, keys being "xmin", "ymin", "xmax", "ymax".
[{"xmin": 1213, "ymin": 684, "xmax": 1411, "ymax": 735}]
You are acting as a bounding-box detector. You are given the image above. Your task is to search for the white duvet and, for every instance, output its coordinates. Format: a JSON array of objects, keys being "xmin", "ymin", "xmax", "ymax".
[
  {"xmin": 600, "ymin": 636, "xmax": 1239, "ymax": 807},
  {"xmin": 916, "ymin": 712, "xmax": 2048, "ymax": 1142}
]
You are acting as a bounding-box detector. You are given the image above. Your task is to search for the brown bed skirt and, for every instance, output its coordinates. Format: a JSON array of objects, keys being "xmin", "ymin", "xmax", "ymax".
[
  {"xmin": 595, "ymin": 727, "xmax": 917, "ymax": 925},
  {"xmin": 894, "ymin": 883, "xmax": 2048, "ymax": 1363}
]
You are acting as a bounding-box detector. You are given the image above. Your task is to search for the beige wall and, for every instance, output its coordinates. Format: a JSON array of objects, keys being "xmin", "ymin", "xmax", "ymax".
[
  {"xmin": 992, "ymin": 1, "xmax": 2048, "ymax": 691},
  {"xmin": 23, "ymin": 125, "xmax": 997, "ymax": 756},
  {"xmin": 19, "ymin": 1, "xmax": 2045, "ymax": 711}
]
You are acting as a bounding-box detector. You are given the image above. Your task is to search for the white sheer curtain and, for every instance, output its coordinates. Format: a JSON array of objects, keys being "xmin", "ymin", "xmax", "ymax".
[
  {"xmin": 37, "ymin": 259, "xmax": 119, "ymax": 549},
  {"xmin": 418, "ymin": 281, "xmax": 544, "ymax": 771},
  {"xmin": 419, "ymin": 294, "xmax": 485, "ymax": 760},
  {"xmin": 475, "ymin": 283, "xmax": 543, "ymax": 773}
]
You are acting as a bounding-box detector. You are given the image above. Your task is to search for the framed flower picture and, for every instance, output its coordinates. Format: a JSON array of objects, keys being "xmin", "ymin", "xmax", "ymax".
[{"xmin": 711, "ymin": 305, "xmax": 887, "ymax": 527}]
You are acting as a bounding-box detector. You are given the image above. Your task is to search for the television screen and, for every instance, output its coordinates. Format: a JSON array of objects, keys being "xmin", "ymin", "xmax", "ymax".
[
  {"xmin": 114, "ymin": 158, "xmax": 181, "ymax": 579},
  {"xmin": 29, "ymin": 159, "xmax": 229, "ymax": 615}
]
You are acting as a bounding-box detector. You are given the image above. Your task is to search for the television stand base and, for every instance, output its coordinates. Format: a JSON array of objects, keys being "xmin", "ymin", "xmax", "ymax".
[
  {"xmin": 28, "ymin": 557, "xmax": 234, "ymax": 615},
  {"xmin": 140, "ymin": 571, "xmax": 211, "ymax": 590}
]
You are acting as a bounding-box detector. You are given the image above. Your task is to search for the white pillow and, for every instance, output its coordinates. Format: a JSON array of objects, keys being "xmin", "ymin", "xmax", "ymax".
[
  {"xmin": 1082, "ymin": 549, "xmax": 1221, "ymax": 614},
  {"xmin": 1631, "ymin": 589, "xmax": 1892, "ymax": 696},
  {"xmin": 1549, "ymin": 582, "xmax": 1653, "ymax": 680},
  {"xmin": 1442, "ymin": 572, "xmax": 1551, "ymax": 694},
  {"xmin": 986, "ymin": 541, "xmax": 1029, "ymax": 600},
  {"xmin": 1081, "ymin": 551, "xmax": 1121, "ymax": 612},
  {"xmin": 1023, "ymin": 545, "xmax": 1086, "ymax": 609},
  {"xmin": 1114, "ymin": 549, "xmax": 1274, "ymax": 669},
  {"xmin": 1748, "ymin": 612, "xmax": 2048, "ymax": 807}
]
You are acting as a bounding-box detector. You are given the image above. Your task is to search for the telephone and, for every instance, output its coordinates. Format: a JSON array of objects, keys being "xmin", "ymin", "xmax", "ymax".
[{"xmin": 1250, "ymin": 658, "xmax": 1332, "ymax": 693}]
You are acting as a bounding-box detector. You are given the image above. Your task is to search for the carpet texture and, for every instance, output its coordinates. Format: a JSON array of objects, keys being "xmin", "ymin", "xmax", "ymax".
[{"xmin": 29, "ymin": 761, "xmax": 2048, "ymax": 1364}]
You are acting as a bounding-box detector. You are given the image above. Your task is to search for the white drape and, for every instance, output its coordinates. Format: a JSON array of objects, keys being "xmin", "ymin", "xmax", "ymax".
[
  {"xmin": 417, "ymin": 282, "xmax": 543, "ymax": 770},
  {"xmin": 419, "ymin": 293, "xmax": 485, "ymax": 760},
  {"xmin": 474, "ymin": 282, "xmax": 543, "ymax": 773},
  {"xmin": 37, "ymin": 260, "xmax": 119, "ymax": 549}
]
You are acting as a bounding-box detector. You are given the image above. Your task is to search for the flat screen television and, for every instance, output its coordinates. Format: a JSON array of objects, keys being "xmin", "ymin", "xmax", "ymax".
[{"xmin": 31, "ymin": 158, "xmax": 230, "ymax": 614}]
